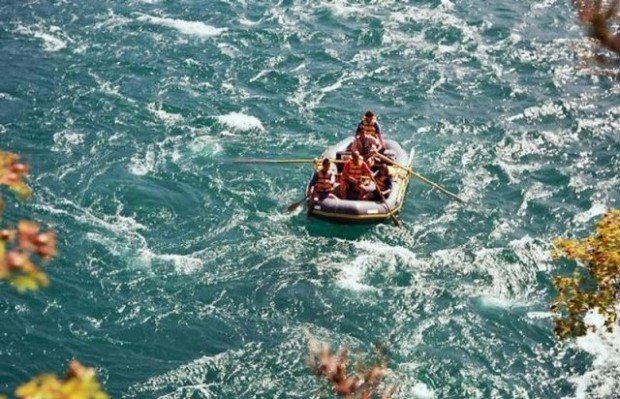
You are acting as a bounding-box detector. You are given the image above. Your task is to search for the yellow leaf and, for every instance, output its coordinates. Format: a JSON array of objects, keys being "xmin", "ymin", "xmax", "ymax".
[
  {"xmin": 32, "ymin": 271, "xmax": 50, "ymax": 287},
  {"xmin": 9, "ymin": 182, "xmax": 31, "ymax": 199},
  {"xmin": 9, "ymin": 275, "xmax": 40, "ymax": 293},
  {"xmin": 15, "ymin": 374, "xmax": 62, "ymax": 397}
]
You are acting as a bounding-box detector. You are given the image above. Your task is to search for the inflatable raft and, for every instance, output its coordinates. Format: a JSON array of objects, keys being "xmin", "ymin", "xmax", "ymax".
[{"xmin": 306, "ymin": 138, "xmax": 414, "ymax": 223}]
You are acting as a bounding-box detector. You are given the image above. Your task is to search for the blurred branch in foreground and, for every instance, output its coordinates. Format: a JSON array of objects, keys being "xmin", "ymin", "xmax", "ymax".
[
  {"xmin": 14, "ymin": 360, "xmax": 108, "ymax": 399},
  {"xmin": 306, "ymin": 330, "xmax": 396, "ymax": 398},
  {"xmin": 0, "ymin": 150, "xmax": 56, "ymax": 292},
  {"xmin": 574, "ymin": 0, "xmax": 620, "ymax": 55},
  {"xmin": 551, "ymin": 209, "xmax": 620, "ymax": 339}
]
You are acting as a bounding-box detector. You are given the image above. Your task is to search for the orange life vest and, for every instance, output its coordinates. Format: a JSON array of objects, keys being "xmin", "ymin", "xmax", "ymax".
[
  {"xmin": 316, "ymin": 171, "xmax": 333, "ymax": 192},
  {"xmin": 346, "ymin": 160, "xmax": 365, "ymax": 181},
  {"xmin": 359, "ymin": 117, "xmax": 379, "ymax": 138}
]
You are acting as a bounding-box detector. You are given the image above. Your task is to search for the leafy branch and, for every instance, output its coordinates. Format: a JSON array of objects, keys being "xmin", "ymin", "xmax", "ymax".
[
  {"xmin": 306, "ymin": 330, "xmax": 396, "ymax": 398},
  {"xmin": 0, "ymin": 151, "xmax": 56, "ymax": 292},
  {"xmin": 574, "ymin": 0, "xmax": 620, "ymax": 55},
  {"xmin": 551, "ymin": 209, "xmax": 620, "ymax": 338}
]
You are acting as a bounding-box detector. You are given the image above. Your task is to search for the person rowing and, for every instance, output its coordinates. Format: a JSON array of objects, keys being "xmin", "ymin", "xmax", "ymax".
[
  {"xmin": 363, "ymin": 162, "xmax": 393, "ymax": 201},
  {"xmin": 351, "ymin": 127, "xmax": 381, "ymax": 167},
  {"xmin": 308, "ymin": 158, "xmax": 338, "ymax": 202},
  {"xmin": 356, "ymin": 110, "xmax": 385, "ymax": 148},
  {"xmin": 340, "ymin": 151, "xmax": 372, "ymax": 200}
]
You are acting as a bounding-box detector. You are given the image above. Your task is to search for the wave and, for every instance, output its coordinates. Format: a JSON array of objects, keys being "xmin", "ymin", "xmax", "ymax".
[
  {"xmin": 147, "ymin": 103, "xmax": 184, "ymax": 125},
  {"xmin": 215, "ymin": 112, "xmax": 265, "ymax": 132},
  {"xmin": 52, "ymin": 130, "xmax": 85, "ymax": 154},
  {"xmin": 136, "ymin": 14, "xmax": 227, "ymax": 39},
  {"xmin": 15, "ymin": 24, "xmax": 71, "ymax": 52}
]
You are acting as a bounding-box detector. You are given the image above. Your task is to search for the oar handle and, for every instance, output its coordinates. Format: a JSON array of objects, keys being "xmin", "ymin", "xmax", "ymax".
[
  {"xmin": 374, "ymin": 152, "xmax": 465, "ymax": 203},
  {"xmin": 368, "ymin": 174, "xmax": 400, "ymax": 227}
]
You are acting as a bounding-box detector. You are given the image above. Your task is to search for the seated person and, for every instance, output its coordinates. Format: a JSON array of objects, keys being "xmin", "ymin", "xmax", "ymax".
[
  {"xmin": 309, "ymin": 158, "xmax": 337, "ymax": 201},
  {"xmin": 351, "ymin": 128, "xmax": 381, "ymax": 167},
  {"xmin": 340, "ymin": 151, "xmax": 372, "ymax": 200},
  {"xmin": 363, "ymin": 163, "xmax": 392, "ymax": 201},
  {"xmin": 356, "ymin": 110, "xmax": 385, "ymax": 148}
]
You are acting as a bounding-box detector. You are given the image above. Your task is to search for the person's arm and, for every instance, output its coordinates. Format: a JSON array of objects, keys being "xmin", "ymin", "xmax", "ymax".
[
  {"xmin": 382, "ymin": 177, "xmax": 393, "ymax": 195},
  {"xmin": 375, "ymin": 122, "xmax": 385, "ymax": 147},
  {"xmin": 370, "ymin": 136, "xmax": 380, "ymax": 153},
  {"xmin": 344, "ymin": 162, "xmax": 359, "ymax": 184},
  {"xmin": 361, "ymin": 162, "xmax": 373, "ymax": 177},
  {"xmin": 308, "ymin": 173, "xmax": 318, "ymax": 194}
]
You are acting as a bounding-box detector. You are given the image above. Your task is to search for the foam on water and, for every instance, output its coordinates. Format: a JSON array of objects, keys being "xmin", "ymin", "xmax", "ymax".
[
  {"xmin": 147, "ymin": 103, "xmax": 184, "ymax": 125},
  {"xmin": 15, "ymin": 24, "xmax": 70, "ymax": 52},
  {"xmin": 573, "ymin": 202, "xmax": 607, "ymax": 224},
  {"xmin": 335, "ymin": 241, "xmax": 422, "ymax": 291},
  {"xmin": 188, "ymin": 134, "xmax": 222, "ymax": 156},
  {"xmin": 128, "ymin": 147, "xmax": 156, "ymax": 176},
  {"xmin": 2, "ymin": 0, "xmax": 619, "ymax": 397},
  {"xmin": 138, "ymin": 250, "xmax": 204, "ymax": 275},
  {"xmin": 566, "ymin": 311, "xmax": 620, "ymax": 399},
  {"xmin": 215, "ymin": 112, "xmax": 265, "ymax": 132},
  {"xmin": 136, "ymin": 14, "xmax": 227, "ymax": 39},
  {"xmin": 52, "ymin": 130, "xmax": 85, "ymax": 154},
  {"xmin": 412, "ymin": 382, "xmax": 435, "ymax": 399}
]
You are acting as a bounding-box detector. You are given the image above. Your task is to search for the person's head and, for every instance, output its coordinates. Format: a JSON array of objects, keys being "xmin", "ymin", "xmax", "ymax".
[
  {"xmin": 351, "ymin": 151, "xmax": 360, "ymax": 161},
  {"xmin": 379, "ymin": 163, "xmax": 388, "ymax": 174},
  {"xmin": 322, "ymin": 158, "xmax": 330, "ymax": 170},
  {"xmin": 364, "ymin": 110, "xmax": 374, "ymax": 123}
]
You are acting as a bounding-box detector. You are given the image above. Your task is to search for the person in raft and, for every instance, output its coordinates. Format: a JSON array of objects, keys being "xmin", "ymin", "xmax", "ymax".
[
  {"xmin": 309, "ymin": 158, "xmax": 337, "ymax": 202},
  {"xmin": 351, "ymin": 126, "xmax": 381, "ymax": 167},
  {"xmin": 340, "ymin": 151, "xmax": 372, "ymax": 200},
  {"xmin": 356, "ymin": 110, "xmax": 385, "ymax": 149},
  {"xmin": 364, "ymin": 162, "xmax": 393, "ymax": 201}
]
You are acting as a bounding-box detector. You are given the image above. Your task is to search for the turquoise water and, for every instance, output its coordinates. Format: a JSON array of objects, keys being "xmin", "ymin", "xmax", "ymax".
[{"xmin": 1, "ymin": 1, "xmax": 619, "ymax": 398}]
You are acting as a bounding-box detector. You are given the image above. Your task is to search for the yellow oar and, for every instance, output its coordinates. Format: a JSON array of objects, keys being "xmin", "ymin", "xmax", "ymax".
[
  {"xmin": 232, "ymin": 158, "xmax": 317, "ymax": 164},
  {"xmin": 233, "ymin": 158, "xmax": 347, "ymax": 164},
  {"xmin": 374, "ymin": 152, "xmax": 465, "ymax": 203}
]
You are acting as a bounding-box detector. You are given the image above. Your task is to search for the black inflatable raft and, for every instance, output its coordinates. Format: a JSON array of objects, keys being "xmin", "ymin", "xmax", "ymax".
[{"xmin": 306, "ymin": 138, "xmax": 414, "ymax": 223}]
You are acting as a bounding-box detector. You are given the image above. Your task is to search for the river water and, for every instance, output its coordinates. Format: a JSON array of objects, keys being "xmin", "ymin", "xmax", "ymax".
[{"xmin": 1, "ymin": 1, "xmax": 619, "ymax": 398}]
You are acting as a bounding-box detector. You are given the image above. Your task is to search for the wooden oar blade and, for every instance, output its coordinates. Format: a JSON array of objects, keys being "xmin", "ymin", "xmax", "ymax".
[
  {"xmin": 287, "ymin": 199, "xmax": 305, "ymax": 212},
  {"xmin": 390, "ymin": 214, "xmax": 400, "ymax": 227}
]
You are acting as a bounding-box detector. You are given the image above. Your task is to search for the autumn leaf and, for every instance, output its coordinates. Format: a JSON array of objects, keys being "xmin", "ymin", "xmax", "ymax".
[{"xmin": 551, "ymin": 209, "xmax": 620, "ymax": 338}]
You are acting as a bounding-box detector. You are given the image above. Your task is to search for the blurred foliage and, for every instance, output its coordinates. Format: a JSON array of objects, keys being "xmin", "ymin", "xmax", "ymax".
[
  {"xmin": 1, "ymin": 152, "xmax": 105, "ymax": 396},
  {"xmin": 574, "ymin": 0, "xmax": 620, "ymax": 56},
  {"xmin": 0, "ymin": 151, "xmax": 56, "ymax": 292},
  {"xmin": 0, "ymin": 151, "xmax": 31, "ymax": 202},
  {"xmin": 14, "ymin": 360, "xmax": 108, "ymax": 399},
  {"xmin": 551, "ymin": 209, "xmax": 620, "ymax": 339},
  {"xmin": 306, "ymin": 330, "xmax": 396, "ymax": 398}
]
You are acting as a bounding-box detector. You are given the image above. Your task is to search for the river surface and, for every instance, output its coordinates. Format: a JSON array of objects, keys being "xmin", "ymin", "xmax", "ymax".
[{"xmin": 1, "ymin": 1, "xmax": 619, "ymax": 398}]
